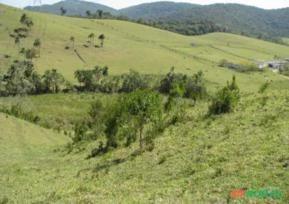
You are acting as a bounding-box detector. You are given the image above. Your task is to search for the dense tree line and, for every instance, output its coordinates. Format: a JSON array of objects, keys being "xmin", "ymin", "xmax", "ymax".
[
  {"xmin": 139, "ymin": 19, "xmax": 227, "ymax": 36},
  {"xmin": 72, "ymin": 10, "xmax": 227, "ymax": 36},
  {"xmin": 0, "ymin": 60, "xmax": 68, "ymax": 96}
]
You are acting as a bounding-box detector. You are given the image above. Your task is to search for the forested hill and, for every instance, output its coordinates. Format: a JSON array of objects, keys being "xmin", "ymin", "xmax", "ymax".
[
  {"xmin": 155, "ymin": 4, "xmax": 289, "ymax": 38},
  {"xmin": 25, "ymin": 1, "xmax": 289, "ymax": 39},
  {"xmin": 118, "ymin": 1, "xmax": 199, "ymax": 19}
]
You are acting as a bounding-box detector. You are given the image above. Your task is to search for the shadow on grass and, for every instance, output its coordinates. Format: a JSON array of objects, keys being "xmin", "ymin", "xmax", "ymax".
[{"xmin": 92, "ymin": 149, "xmax": 143, "ymax": 173}]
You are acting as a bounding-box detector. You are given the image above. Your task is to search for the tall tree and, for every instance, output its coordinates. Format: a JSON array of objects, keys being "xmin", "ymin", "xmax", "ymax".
[
  {"xmin": 97, "ymin": 10, "xmax": 103, "ymax": 19},
  {"xmin": 70, "ymin": 36, "xmax": 75, "ymax": 49},
  {"xmin": 33, "ymin": 38, "xmax": 41, "ymax": 57},
  {"xmin": 88, "ymin": 33, "xmax": 95, "ymax": 47},
  {"xmin": 86, "ymin": 10, "xmax": 91, "ymax": 18},
  {"xmin": 14, "ymin": 36, "xmax": 20, "ymax": 48},
  {"xmin": 98, "ymin": 34, "xmax": 105, "ymax": 48},
  {"xmin": 42, "ymin": 69, "xmax": 65, "ymax": 93},
  {"xmin": 20, "ymin": 13, "xmax": 33, "ymax": 28},
  {"xmin": 60, "ymin": 7, "xmax": 67, "ymax": 16}
]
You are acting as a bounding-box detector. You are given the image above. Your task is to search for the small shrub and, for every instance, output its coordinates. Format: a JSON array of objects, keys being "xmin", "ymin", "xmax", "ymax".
[
  {"xmin": 65, "ymin": 142, "xmax": 73, "ymax": 154},
  {"xmin": 89, "ymin": 100, "xmax": 103, "ymax": 120},
  {"xmin": 87, "ymin": 141, "xmax": 106, "ymax": 158},
  {"xmin": 218, "ymin": 59, "xmax": 229, "ymax": 67},
  {"xmin": 258, "ymin": 81, "xmax": 271, "ymax": 94},
  {"xmin": 208, "ymin": 76, "xmax": 240, "ymax": 115},
  {"xmin": 158, "ymin": 155, "xmax": 167, "ymax": 165},
  {"xmin": 73, "ymin": 122, "xmax": 89, "ymax": 143},
  {"xmin": 259, "ymin": 96, "xmax": 269, "ymax": 107}
]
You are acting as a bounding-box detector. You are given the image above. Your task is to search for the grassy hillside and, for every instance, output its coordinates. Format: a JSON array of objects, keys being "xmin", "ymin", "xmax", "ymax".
[
  {"xmin": 0, "ymin": 112, "xmax": 69, "ymax": 202},
  {"xmin": 0, "ymin": 113, "xmax": 68, "ymax": 165},
  {"xmin": 1, "ymin": 4, "xmax": 289, "ymax": 92},
  {"xmin": 1, "ymin": 91, "xmax": 289, "ymax": 203},
  {"xmin": 1, "ymin": 4, "xmax": 289, "ymax": 203}
]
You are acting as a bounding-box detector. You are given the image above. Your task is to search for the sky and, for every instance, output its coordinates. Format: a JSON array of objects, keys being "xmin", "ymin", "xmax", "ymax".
[{"xmin": 1, "ymin": 0, "xmax": 289, "ymax": 10}]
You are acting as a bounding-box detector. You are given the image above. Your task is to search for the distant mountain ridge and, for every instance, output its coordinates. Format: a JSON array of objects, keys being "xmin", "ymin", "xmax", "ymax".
[
  {"xmin": 25, "ymin": 0, "xmax": 117, "ymax": 16},
  {"xmin": 156, "ymin": 3, "xmax": 289, "ymax": 38},
  {"xmin": 24, "ymin": 0, "xmax": 289, "ymax": 38},
  {"xmin": 118, "ymin": 1, "xmax": 200, "ymax": 19}
]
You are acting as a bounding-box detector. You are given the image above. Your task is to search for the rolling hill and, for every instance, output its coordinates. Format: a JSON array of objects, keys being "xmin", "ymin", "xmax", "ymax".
[
  {"xmin": 156, "ymin": 4, "xmax": 289, "ymax": 38},
  {"xmin": 1, "ymin": 3, "xmax": 289, "ymax": 203},
  {"xmin": 24, "ymin": 1, "xmax": 289, "ymax": 39},
  {"xmin": 25, "ymin": 0, "xmax": 117, "ymax": 16},
  {"xmin": 118, "ymin": 1, "xmax": 199, "ymax": 19},
  {"xmin": 2, "ymin": 3, "xmax": 289, "ymax": 92}
]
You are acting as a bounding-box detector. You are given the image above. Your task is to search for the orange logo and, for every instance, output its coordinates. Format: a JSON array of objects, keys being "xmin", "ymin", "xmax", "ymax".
[{"xmin": 230, "ymin": 189, "xmax": 246, "ymax": 199}]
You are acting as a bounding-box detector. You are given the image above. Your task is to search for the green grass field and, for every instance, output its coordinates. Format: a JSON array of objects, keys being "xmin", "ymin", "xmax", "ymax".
[{"xmin": 1, "ymin": 3, "xmax": 289, "ymax": 203}]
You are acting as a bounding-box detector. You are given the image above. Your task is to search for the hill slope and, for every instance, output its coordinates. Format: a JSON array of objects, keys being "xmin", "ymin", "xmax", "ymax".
[
  {"xmin": 119, "ymin": 1, "xmax": 199, "ymax": 19},
  {"xmin": 0, "ymin": 113, "xmax": 68, "ymax": 165},
  {"xmin": 1, "ymin": 91, "xmax": 289, "ymax": 202},
  {"xmin": 24, "ymin": 1, "xmax": 289, "ymax": 38},
  {"xmin": 25, "ymin": 0, "xmax": 117, "ymax": 16},
  {"xmin": 157, "ymin": 4, "xmax": 289, "ymax": 38},
  {"xmin": 2, "ymin": 4, "xmax": 289, "ymax": 91}
]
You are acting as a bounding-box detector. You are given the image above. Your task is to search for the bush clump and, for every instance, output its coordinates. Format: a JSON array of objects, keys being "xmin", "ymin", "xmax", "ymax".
[{"xmin": 208, "ymin": 76, "xmax": 240, "ymax": 115}]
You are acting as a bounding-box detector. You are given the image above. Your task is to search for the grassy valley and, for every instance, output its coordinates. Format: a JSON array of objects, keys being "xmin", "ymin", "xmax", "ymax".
[{"xmin": 0, "ymin": 2, "xmax": 289, "ymax": 203}]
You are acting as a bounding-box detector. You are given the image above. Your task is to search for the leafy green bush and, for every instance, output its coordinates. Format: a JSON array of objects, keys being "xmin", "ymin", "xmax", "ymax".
[
  {"xmin": 121, "ymin": 70, "xmax": 148, "ymax": 93},
  {"xmin": 160, "ymin": 68, "xmax": 207, "ymax": 104},
  {"xmin": 208, "ymin": 76, "xmax": 240, "ymax": 115},
  {"xmin": 73, "ymin": 121, "xmax": 89, "ymax": 143},
  {"xmin": 105, "ymin": 90, "xmax": 163, "ymax": 151},
  {"xmin": 184, "ymin": 71, "xmax": 207, "ymax": 103},
  {"xmin": 159, "ymin": 67, "xmax": 186, "ymax": 95}
]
